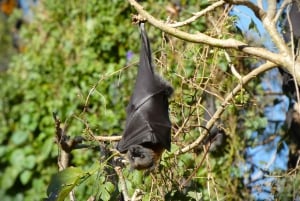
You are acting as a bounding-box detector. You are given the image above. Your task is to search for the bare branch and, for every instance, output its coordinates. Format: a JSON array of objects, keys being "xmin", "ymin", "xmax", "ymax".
[
  {"xmin": 274, "ymin": 0, "xmax": 293, "ymax": 22},
  {"xmin": 180, "ymin": 145, "xmax": 209, "ymax": 189},
  {"xmin": 262, "ymin": 1, "xmax": 291, "ymax": 55},
  {"xmin": 168, "ymin": 1, "xmax": 226, "ymax": 28},
  {"xmin": 224, "ymin": 50, "xmax": 242, "ymax": 81},
  {"xmin": 115, "ymin": 166, "xmax": 130, "ymax": 201},
  {"xmin": 53, "ymin": 113, "xmax": 77, "ymax": 201},
  {"xmin": 176, "ymin": 61, "xmax": 277, "ymax": 154},
  {"xmin": 127, "ymin": 0, "xmax": 285, "ymax": 66},
  {"xmin": 53, "ymin": 113, "xmax": 70, "ymax": 170},
  {"xmin": 93, "ymin": 135, "xmax": 122, "ymax": 141},
  {"xmin": 266, "ymin": 0, "xmax": 277, "ymax": 19},
  {"xmin": 73, "ymin": 114, "xmax": 122, "ymax": 142},
  {"xmin": 257, "ymin": 0, "xmax": 263, "ymax": 9}
]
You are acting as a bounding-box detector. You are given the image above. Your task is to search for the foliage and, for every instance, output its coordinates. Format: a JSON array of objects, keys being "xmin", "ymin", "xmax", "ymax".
[
  {"xmin": 0, "ymin": 0, "xmax": 136, "ymax": 200},
  {"xmin": 0, "ymin": 0, "xmax": 296, "ymax": 201},
  {"xmin": 0, "ymin": 12, "xmax": 16, "ymax": 71}
]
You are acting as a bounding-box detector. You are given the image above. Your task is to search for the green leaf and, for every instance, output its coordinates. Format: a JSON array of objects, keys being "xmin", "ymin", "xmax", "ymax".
[
  {"xmin": 46, "ymin": 167, "xmax": 89, "ymax": 201},
  {"xmin": 99, "ymin": 182, "xmax": 112, "ymax": 201},
  {"xmin": 105, "ymin": 181, "xmax": 115, "ymax": 193},
  {"xmin": 10, "ymin": 149, "xmax": 26, "ymax": 167},
  {"xmin": 24, "ymin": 155, "xmax": 36, "ymax": 169},
  {"xmin": 0, "ymin": 146, "xmax": 7, "ymax": 157},
  {"xmin": 39, "ymin": 138, "xmax": 54, "ymax": 161},
  {"xmin": 1, "ymin": 166, "xmax": 21, "ymax": 190},
  {"xmin": 11, "ymin": 130, "xmax": 29, "ymax": 145},
  {"xmin": 20, "ymin": 170, "xmax": 33, "ymax": 185}
]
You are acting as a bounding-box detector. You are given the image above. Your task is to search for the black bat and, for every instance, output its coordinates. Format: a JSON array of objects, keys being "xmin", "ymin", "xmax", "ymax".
[{"xmin": 117, "ymin": 23, "xmax": 173, "ymax": 170}]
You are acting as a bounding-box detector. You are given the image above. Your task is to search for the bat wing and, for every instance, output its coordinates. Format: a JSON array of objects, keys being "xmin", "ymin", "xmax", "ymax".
[
  {"xmin": 117, "ymin": 23, "xmax": 172, "ymax": 153},
  {"xmin": 129, "ymin": 23, "xmax": 164, "ymax": 109}
]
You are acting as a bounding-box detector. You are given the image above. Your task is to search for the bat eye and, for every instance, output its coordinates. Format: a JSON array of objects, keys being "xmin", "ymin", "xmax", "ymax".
[{"xmin": 140, "ymin": 154, "xmax": 145, "ymax": 158}]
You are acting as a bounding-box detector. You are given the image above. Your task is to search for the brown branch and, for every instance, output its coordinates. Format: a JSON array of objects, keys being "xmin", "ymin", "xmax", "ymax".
[
  {"xmin": 128, "ymin": 0, "xmax": 300, "ymax": 89},
  {"xmin": 53, "ymin": 113, "xmax": 78, "ymax": 201},
  {"xmin": 53, "ymin": 113, "xmax": 70, "ymax": 170},
  {"xmin": 266, "ymin": 0, "xmax": 277, "ymax": 19},
  {"xmin": 93, "ymin": 135, "xmax": 122, "ymax": 141},
  {"xmin": 115, "ymin": 166, "xmax": 130, "ymax": 201},
  {"xmin": 73, "ymin": 114, "xmax": 122, "ymax": 142},
  {"xmin": 263, "ymin": 1, "xmax": 291, "ymax": 54},
  {"xmin": 176, "ymin": 61, "xmax": 277, "ymax": 154},
  {"xmin": 168, "ymin": 1, "xmax": 226, "ymax": 28},
  {"xmin": 257, "ymin": 0, "xmax": 263, "ymax": 9},
  {"xmin": 274, "ymin": 0, "xmax": 292, "ymax": 22},
  {"xmin": 180, "ymin": 145, "xmax": 209, "ymax": 189},
  {"xmin": 127, "ymin": 0, "xmax": 285, "ymax": 66}
]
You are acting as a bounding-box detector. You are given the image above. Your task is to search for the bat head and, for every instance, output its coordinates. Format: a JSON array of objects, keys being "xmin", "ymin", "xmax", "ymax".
[{"xmin": 127, "ymin": 143, "xmax": 164, "ymax": 170}]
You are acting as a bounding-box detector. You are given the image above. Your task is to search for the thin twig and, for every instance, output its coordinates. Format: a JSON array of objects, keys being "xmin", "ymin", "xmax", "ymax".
[
  {"xmin": 180, "ymin": 145, "xmax": 210, "ymax": 189},
  {"xmin": 93, "ymin": 135, "xmax": 122, "ymax": 141},
  {"xmin": 177, "ymin": 61, "xmax": 276, "ymax": 154},
  {"xmin": 82, "ymin": 62, "xmax": 137, "ymax": 115},
  {"xmin": 115, "ymin": 166, "xmax": 130, "ymax": 201},
  {"xmin": 274, "ymin": 0, "xmax": 292, "ymax": 22},
  {"xmin": 168, "ymin": 1, "xmax": 226, "ymax": 28},
  {"xmin": 127, "ymin": 0, "xmax": 284, "ymax": 66},
  {"xmin": 224, "ymin": 50, "xmax": 242, "ymax": 81}
]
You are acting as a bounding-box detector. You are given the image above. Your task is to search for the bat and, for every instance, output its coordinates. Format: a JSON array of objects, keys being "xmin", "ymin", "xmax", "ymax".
[{"xmin": 117, "ymin": 23, "xmax": 173, "ymax": 170}]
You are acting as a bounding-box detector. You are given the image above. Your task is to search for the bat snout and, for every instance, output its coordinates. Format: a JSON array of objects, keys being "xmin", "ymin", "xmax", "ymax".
[{"xmin": 127, "ymin": 144, "xmax": 159, "ymax": 170}]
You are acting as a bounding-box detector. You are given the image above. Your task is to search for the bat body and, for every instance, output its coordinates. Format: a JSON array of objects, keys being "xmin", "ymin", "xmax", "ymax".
[{"xmin": 117, "ymin": 23, "xmax": 173, "ymax": 170}]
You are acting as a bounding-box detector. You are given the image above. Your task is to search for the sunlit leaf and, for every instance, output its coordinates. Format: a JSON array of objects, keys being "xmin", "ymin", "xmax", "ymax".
[{"xmin": 45, "ymin": 167, "xmax": 89, "ymax": 201}]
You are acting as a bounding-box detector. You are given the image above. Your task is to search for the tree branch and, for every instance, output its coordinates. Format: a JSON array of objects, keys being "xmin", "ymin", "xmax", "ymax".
[
  {"xmin": 262, "ymin": 0, "xmax": 292, "ymax": 55},
  {"xmin": 127, "ymin": 0, "xmax": 285, "ymax": 66},
  {"xmin": 176, "ymin": 61, "xmax": 277, "ymax": 154},
  {"xmin": 128, "ymin": 0, "xmax": 300, "ymax": 89},
  {"xmin": 53, "ymin": 113, "xmax": 77, "ymax": 201},
  {"xmin": 274, "ymin": 0, "xmax": 292, "ymax": 22},
  {"xmin": 266, "ymin": 0, "xmax": 277, "ymax": 19},
  {"xmin": 168, "ymin": 0, "xmax": 226, "ymax": 28},
  {"xmin": 115, "ymin": 166, "xmax": 130, "ymax": 201},
  {"xmin": 93, "ymin": 135, "xmax": 122, "ymax": 141}
]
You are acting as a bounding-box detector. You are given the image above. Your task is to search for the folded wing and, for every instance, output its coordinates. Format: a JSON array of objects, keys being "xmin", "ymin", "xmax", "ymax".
[{"xmin": 117, "ymin": 23, "xmax": 172, "ymax": 153}]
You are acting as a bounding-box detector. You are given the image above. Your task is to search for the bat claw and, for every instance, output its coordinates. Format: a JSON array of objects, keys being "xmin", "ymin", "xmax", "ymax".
[{"xmin": 131, "ymin": 14, "xmax": 147, "ymax": 24}]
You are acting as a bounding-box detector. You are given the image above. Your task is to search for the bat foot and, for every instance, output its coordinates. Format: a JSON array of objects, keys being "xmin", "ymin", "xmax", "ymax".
[
  {"xmin": 114, "ymin": 156, "xmax": 128, "ymax": 168},
  {"xmin": 131, "ymin": 14, "xmax": 147, "ymax": 24}
]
